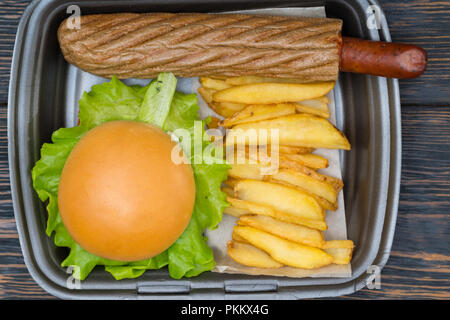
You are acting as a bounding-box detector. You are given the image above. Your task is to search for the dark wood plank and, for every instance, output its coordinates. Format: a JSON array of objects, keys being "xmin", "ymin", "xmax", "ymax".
[
  {"xmin": 379, "ymin": 0, "xmax": 450, "ymax": 105},
  {"xmin": 347, "ymin": 106, "xmax": 450, "ymax": 299},
  {"xmin": 0, "ymin": 0, "xmax": 30, "ymax": 104},
  {"xmin": 0, "ymin": 102, "xmax": 54, "ymax": 299}
]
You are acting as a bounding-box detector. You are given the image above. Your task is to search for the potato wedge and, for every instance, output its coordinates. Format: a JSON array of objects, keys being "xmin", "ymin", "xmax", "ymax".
[
  {"xmin": 268, "ymin": 169, "xmax": 338, "ymax": 207},
  {"xmin": 232, "ymin": 152, "xmax": 335, "ymax": 209},
  {"xmin": 207, "ymin": 116, "xmax": 221, "ymax": 129},
  {"xmin": 209, "ymin": 102, "xmax": 238, "ymax": 118},
  {"xmin": 224, "ymin": 178, "xmax": 239, "ymax": 189},
  {"xmin": 323, "ymin": 240, "xmax": 355, "ymax": 265},
  {"xmin": 209, "ymin": 101, "xmax": 248, "ymax": 118},
  {"xmin": 278, "ymin": 145, "xmax": 314, "ymax": 155},
  {"xmin": 234, "ymin": 180, "xmax": 324, "ymax": 220},
  {"xmin": 240, "ymin": 146, "xmax": 314, "ymax": 165},
  {"xmin": 214, "ymin": 82, "xmax": 335, "ymax": 104},
  {"xmin": 227, "ymin": 197, "xmax": 327, "ymax": 230},
  {"xmin": 224, "ymin": 206, "xmax": 250, "ymax": 217},
  {"xmin": 325, "ymin": 247, "xmax": 353, "ymax": 265},
  {"xmin": 228, "ymin": 159, "xmax": 338, "ymax": 205},
  {"xmin": 295, "ymin": 98, "xmax": 330, "ymax": 118},
  {"xmin": 226, "ymin": 114, "xmax": 351, "ymax": 150},
  {"xmin": 218, "ymin": 101, "xmax": 248, "ymax": 112},
  {"xmin": 265, "ymin": 177, "xmax": 337, "ymax": 211},
  {"xmin": 198, "ymin": 87, "xmax": 215, "ymax": 104},
  {"xmin": 200, "ymin": 77, "xmax": 231, "ymax": 90},
  {"xmin": 232, "ymin": 230, "xmax": 250, "ymax": 243},
  {"xmin": 298, "ymin": 97, "xmax": 330, "ymax": 109},
  {"xmin": 221, "ymin": 186, "xmax": 235, "ymax": 197},
  {"xmin": 228, "ymin": 163, "xmax": 265, "ymax": 180},
  {"xmin": 237, "ymin": 214, "xmax": 325, "ymax": 248},
  {"xmin": 295, "ymin": 105, "xmax": 330, "ymax": 119},
  {"xmin": 221, "ymin": 103, "xmax": 296, "ymax": 128},
  {"xmin": 305, "ymin": 96, "xmax": 331, "ymax": 104},
  {"xmin": 226, "ymin": 144, "xmax": 308, "ymax": 165},
  {"xmin": 323, "ymin": 240, "xmax": 354, "ymax": 249},
  {"xmin": 277, "ymin": 161, "xmax": 344, "ymax": 194},
  {"xmin": 225, "ymin": 76, "xmax": 310, "ymax": 86},
  {"xmin": 234, "ymin": 226, "xmax": 333, "ymax": 269},
  {"xmin": 227, "ymin": 240, "xmax": 284, "ymax": 268},
  {"xmin": 280, "ymin": 153, "xmax": 328, "ymax": 169}
]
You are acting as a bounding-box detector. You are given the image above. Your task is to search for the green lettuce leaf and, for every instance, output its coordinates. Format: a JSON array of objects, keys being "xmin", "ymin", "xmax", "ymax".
[
  {"xmin": 138, "ymin": 72, "xmax": 177, "ymax": 127},
  {"xmin": 31, "ymin": 74, "xmax": 229, "ymax": 280}
]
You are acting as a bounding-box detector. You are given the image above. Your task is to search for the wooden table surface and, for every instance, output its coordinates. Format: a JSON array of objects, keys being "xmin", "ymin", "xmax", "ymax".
[{"xmin": 0, "ymin": 0, "xmax": 449, "ymax": 299}]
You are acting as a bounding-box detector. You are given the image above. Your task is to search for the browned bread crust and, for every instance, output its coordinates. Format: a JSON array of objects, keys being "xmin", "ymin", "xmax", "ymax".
[{"xmin": 58, "ymin": 13, "xmax": 342, "ymax": 81}]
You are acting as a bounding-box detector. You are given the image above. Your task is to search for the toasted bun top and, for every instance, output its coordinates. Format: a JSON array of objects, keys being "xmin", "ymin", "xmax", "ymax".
[{"xmin": 58, "ymin": 120, "xmax": 195, "ymax": 261}]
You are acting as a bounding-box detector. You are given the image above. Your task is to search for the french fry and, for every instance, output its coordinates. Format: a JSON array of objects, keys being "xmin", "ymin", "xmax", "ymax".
[
  {"xmin": 200, "ymin": 77, "xmax": 231, "ymax": 91},
  {"xmin": 225, "ymin": 144, "xmax": 308, "ymax": 165},
  {"xmin": 325, "ymin": 247, "xmax": 353, "ymax": 265},
  {"xmin": 207, "ymin": 116, "xmax": 221, "ymax": 129},
  {"xmin": 219, "ymin": 76, "xmax": 353, "ymax": 269},
  {"xmin": 228, "ymin": 163, "xmax": 264, "ymax": 180},
  {"xmin": 234, "ymin": 180, "xmax": 324, "ymax": 221},
  {"xmin": 226, "ymin": 114, "xmax": 351, "ymax": 150},
  {"xmin": 323, "ymin": 240, "xmax": 354, "ymax": 265},
  {"xmin": 224, "ymin": 178, "xmax": 239, "ymax": 189},
  {"xmin": 198, "ymin": 87, "xmax": 215, "ymax": 104},
  {"xmin": 221, "ymin": 186, "xmax": 235, "ymax": 197},
  {"xmin": 280, "ymin": 163, "xmax": 343, "ymax": 194},
  {"xmin": 298, "ymin": 97, "xmax": 330, "ymax": 108},
  {"xmin": 224, "ymin": 206, "xmax": 250, "ymax": 217},
  {"xmin": 227, "ymin": 240, "xmax": 284, "ymax": 268},
  {"xmin": 237, "ymin": 214, "xmax": 325, "ymax": 248},
  {"xmin": 207, "ymin": 75, "xmax": 228, "ymax": 80},
  {"xmin": 278, "ymin": 145, "xmax": 314, "ymax": 155},
  {"xmin": 310, "ymin": 96, "xmax": 331, "ymax": 104},
  {"xmin": 227, "ymin": 197, "xmax": 327, "ymax": 230},
  {"xmin": 265, "ymin": 176, "xmax": 336, "ymax": 211},
  {"xmin": 232, "ymin": 229, "xmax": 250, "ymax": 243},
  {"xmin": 218, "ymin": 101, "xmax": 248, "ymax": 111},
  {"xmin": 280, "ymin": 153, "xmax": 328, "ymax": 169},
  {"xmin": 209, "ymin": 102, "xmax": 238, "ymax": 118},
  {"xmin": 323, "ymin": 240, "xmax": 354, "ymax": 249},
  {"xmin": 239, "ymin": 154, "xmax": 343, "ymax": 197},
  {"xmin": 295, "ymin": 98, "xmax": 330, "ymax": 118},
  {"xmin": 209, "ymin": 101, "xmax": 247, "ymax": 118},
  {"xmin": 234, "ymin": 226, "xmax": 333, "ymax": 269},
  {"xmin": 213, "ymin": 82, "xmax": 335, "ymax": 104},
  {"xmin": 227, "ymin": 161, "xmax": 337, "ymax": 210},
  {"xmin": 221, "ymin": 104, "xmax": 296, "ymax": 128},
  {"xmin": 225, "ymin": 76, "xmax": 314, "ymax": 86},
  {"xmin": 227, "ymin": 141, "xmax": 314, "ymax": 160},
  {"xmin": 271, "ymin": 169, "xmax": 337, "ymax": 204}
]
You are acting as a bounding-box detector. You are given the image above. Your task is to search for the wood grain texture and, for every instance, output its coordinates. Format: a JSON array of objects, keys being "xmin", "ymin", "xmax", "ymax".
[
  {"xmin": 0, "ymin": 0, "xmax": 29, "ymax": 104},
  {"xmin": 347, "ymin": 107, "xmax": 450, "ymax": 299},
  {"xmin": 380, "ymin": 0, "xmax": 450, "ymax": 105},
  {"xmin": 0, "ymin": 0, "xmax": 449, "ymax": 300},
  {"xmin": 0, "ymin": 104, "xmax": 55, "ymax": 299}
]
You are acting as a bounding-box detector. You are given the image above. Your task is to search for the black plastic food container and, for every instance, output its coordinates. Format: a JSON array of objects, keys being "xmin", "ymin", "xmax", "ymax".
[{"xmin": 8, "ymin": 0, "xmax": 401, "ymax": 299}]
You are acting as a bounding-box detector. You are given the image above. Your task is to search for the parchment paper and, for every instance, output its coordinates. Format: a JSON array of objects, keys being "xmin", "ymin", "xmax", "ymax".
[{"xmin": 66, "ymin": 6, "xmax": 351, "ymax": 278}]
